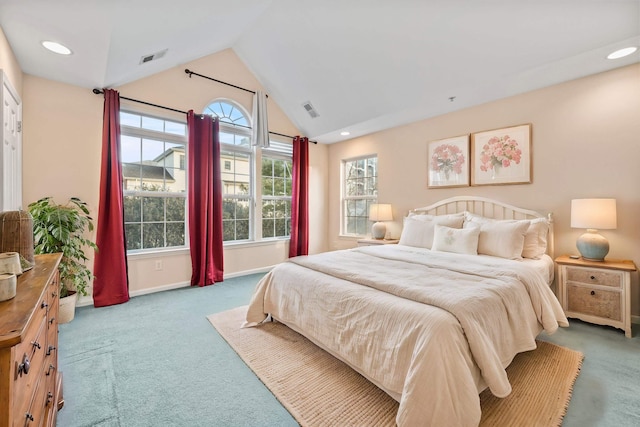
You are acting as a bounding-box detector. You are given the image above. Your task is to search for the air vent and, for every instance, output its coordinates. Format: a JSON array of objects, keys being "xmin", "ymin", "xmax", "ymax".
[
  {"xmin": 139, "ymin": 49, "xmax": 168, "ymax": 65},
  {"xmin": 302, "ymin": 101, "xmax": 319, "ymax": 119}
]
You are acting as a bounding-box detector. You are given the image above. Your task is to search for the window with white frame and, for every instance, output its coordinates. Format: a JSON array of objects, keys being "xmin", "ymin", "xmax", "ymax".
[
  {"xmin": 261, "ymin": 141, "xmax": 293, "ymax": 239},
  {"xmin": 204, "ymin": 99, "xmax": 294, "ymax": 243},
  {"xmin": 205, "ymin": 100, "xmax": 253, "ymax": 242},
  {"xmin": 120, "ymin": 111, "xmax": 188, "ymax": 251},
  {"xmin": 342, "ymin": 155, "xmax": 378, "ymax": 236}
]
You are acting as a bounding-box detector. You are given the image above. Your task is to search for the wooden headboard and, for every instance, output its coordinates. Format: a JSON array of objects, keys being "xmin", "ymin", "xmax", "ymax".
[{"xmin": 411, "ymin": 196, "xmax": 554, "ymax": 258}]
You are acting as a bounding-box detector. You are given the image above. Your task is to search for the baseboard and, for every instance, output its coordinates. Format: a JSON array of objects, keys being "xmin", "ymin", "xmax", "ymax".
[
  {"xmin": 632, "ymin": 315, "xmax": 640, "ymax": 325},
  {"xmin": 75, "ymin": 266, "xmax": 275, "ymax": 307}
]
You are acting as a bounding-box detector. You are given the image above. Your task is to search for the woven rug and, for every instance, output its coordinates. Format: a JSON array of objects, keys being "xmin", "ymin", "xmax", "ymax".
[{"xmin": 208, "ymin": 306, "xmax": 583, "ymax": 427}]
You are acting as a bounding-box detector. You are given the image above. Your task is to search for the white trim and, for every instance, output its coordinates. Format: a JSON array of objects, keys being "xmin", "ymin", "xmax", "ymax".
[{"xmin": 77, "ymin": 267, "xmax": 275, "ymax": 307}]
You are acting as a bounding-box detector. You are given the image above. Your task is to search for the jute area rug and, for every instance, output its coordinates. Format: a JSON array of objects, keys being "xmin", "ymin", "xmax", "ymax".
[{"xmin": 208, "ymin": 306, "xmax": 583, "ymax": 427}]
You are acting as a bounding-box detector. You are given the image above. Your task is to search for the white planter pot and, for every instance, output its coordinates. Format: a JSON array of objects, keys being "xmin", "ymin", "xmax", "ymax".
[{"xmin": 58, "ymin": 292, "xmax": 78, "ymax": 324}]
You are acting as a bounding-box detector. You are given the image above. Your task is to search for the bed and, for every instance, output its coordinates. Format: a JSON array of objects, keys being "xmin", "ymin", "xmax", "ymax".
[{"xmin": 244, "ymin": 196, "xmax": 568, "ymax": 426}]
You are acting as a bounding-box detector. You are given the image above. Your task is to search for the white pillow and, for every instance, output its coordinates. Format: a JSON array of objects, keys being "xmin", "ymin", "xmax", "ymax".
[
  {"xmin": 464, "ymin": 212, "xmax": 548, "ymax": 259},
  {"xmin": 464, "ymin": 219, "xmax": 529, "ymax": 260},
  {"xmin": 399, "ymin": 214, "xmax": 464, "ymax": 249},
  {"xmin": 522, "ymin": 218, "xmax": 549, "ymax": 259},
  {"xmin": 432, "ymin": 224, "xmax": 480, "ymax": 255}
]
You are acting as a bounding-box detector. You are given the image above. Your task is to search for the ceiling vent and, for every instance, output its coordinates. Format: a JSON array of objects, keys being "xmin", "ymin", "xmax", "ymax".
[
  {"xmin": 139, "ymin": 49, "xmax": 168, "ymax": 65},
  {"xmin": 302, "ymin": 101, "xmax": 319, "ymax": 118}
]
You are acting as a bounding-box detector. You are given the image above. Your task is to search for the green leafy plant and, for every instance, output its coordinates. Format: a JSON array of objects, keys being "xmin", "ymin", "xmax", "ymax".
[{"xmin": 28, "ymin": 197, "xmax": 98, "ymax": 298}]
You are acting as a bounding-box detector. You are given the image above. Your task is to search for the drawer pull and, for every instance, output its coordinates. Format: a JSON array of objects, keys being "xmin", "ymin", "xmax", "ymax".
[
  {"xmin": 18, "ymin": 354, "xmax": 31, "ymax": 376},
  {"xmin": 590, "ymin": 275, "xmax": 596, "ymax": 280},
  {"xmin": 41, "ymin": 301, "xmax": 48, "ymax": 309},
  {"xmin": 31, "ymin": 340, "xmax": 41, "ymax": 350},
  {"xmin": 46, "ymin": 364, "xmax": 56, "ymax": 376},
  {"xmin": 49, "ymin": 317, "xmax": 56, "ymax": 325},
  {"xmin": 590, "ymin": 290, "xmax": 596, "ymax": 296},
  {"xmin": 47, "ymin": 345, "xmax": 57, "ymax": 355},
  {"xmin": 47, "ymin": 391, "xmax": 54, "ymax": 406},
  {"xmin": 25, "ymin": 413, "xmax": 34, "ymax": 422}
]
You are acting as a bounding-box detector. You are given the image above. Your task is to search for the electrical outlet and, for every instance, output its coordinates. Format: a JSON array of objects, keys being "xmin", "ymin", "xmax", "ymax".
[{"xmin": 155, "ymin": 260, "xmax": 163, "ymax": 271}]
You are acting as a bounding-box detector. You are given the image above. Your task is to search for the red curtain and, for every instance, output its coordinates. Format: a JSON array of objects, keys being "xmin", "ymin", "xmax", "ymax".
[
  {"xmin": 93, "ymin": 89, "xmax": 130, "ymax": 307},
  {"xmin": 187, "ymin": 111, "xmax": 224, "ymax": 286},
  {"xmin": 289, "ymin": 136, "xmax": 309, "ymax": 257}
]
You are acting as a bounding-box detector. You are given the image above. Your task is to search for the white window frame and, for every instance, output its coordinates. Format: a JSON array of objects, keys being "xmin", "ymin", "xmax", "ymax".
[
  {"xmin": 259, "ymin": 138, "xmax": 293, "ymax": 240},
  {"xmin": 340, "ymin": 154, "xmax": 378, "ymax": 237},
  {"xmin": 120, "ymin": 110, "xmax": 188, "ymax": 253}
]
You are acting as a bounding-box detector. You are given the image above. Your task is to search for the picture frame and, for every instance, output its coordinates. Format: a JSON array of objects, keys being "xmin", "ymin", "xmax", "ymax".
[
  {"xmin": 427, "ymin": 134, "xmax": 470, "ymax": 188},
  {"xmin": 471, "ymin": 124, "xmax": 531, "ymax": 186}
]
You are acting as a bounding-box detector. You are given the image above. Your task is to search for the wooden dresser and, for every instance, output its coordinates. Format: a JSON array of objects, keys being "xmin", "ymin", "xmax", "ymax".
[{"xmin": 0, "ymin": 253, "xmax": 63, "ymax": 427}]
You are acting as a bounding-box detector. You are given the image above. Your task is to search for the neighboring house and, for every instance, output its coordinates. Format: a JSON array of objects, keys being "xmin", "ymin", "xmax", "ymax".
[{"xmin": 122, "ymin": 146, "xmax": 250, "ymax": 195}]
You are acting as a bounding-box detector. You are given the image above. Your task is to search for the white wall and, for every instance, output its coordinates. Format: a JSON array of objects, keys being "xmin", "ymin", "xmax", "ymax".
[
  {"xmin": 21, "ymin": 48, "xmax": 329, "ymax": 302},
  {"xmin": 327, "ymin": 63, "xmax": 640, "ymax": 316}
]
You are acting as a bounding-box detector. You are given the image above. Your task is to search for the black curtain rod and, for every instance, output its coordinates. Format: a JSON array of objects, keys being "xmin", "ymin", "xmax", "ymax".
[
  {"xmin": 184, "ymin": 69, "xmax": 264, "ymax": 96},
  {"xmin": 92, "ymin": 88, "xmax": 188, "ymax": 115},
  {"xmin": 92, "ymin": 88, "xmax": 316, "ymax": 144}
]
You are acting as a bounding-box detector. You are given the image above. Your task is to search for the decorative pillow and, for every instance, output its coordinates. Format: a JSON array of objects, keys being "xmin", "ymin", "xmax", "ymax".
[
  {"xmin": 522, "ymin": 218, "xmax": 549, "ymax": 259},
  {"xmin": 399, "ymin": 214, "xmax": 464, "ymax": 249},
  {"xmin": 464, "ymin": 219, "xmax": 530, "ymax": 260},
  {"xmin": 464, "ymin": 212, "xmax": 548, "ymax": 259},
  {"xmin": 431, "ymin": 224, "xmax": 480, "ymax": 255}
]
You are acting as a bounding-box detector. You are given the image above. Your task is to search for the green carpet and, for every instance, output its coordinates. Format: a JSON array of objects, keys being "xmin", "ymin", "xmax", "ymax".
[{"xmin": 56, "ymin": 273, "xmax": 640, "ymax": 427}]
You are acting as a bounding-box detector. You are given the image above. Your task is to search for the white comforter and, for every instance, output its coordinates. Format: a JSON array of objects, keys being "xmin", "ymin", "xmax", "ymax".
[{"xmin": 245, "ymin": 245, "xmax": 568, "ymax": 426}]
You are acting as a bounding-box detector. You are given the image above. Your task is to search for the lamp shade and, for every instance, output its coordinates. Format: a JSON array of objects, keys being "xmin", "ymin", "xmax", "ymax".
[
  {"xmin": 369, "ymin": 204, "xmax": 393, "ymax": 222},
  {"xmin": 570, "ymin": 199, "xmax": 617, "ymax": 230}
]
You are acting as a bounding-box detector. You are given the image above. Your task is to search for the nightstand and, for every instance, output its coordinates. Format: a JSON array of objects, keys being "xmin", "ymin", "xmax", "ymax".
[
  {"xmin": 357, "ymin": 238, "xmax": 400, "ymax": 247},
  {"xmin": 556, "ymin": 255, "xmax": 637, "ymax": 338}
]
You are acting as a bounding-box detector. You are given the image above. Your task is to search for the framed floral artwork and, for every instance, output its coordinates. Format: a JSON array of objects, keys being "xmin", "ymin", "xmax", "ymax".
[
  {"xmin": 471, "ymin": 124, "xmax": 532, "ymax": 186},
  {"xmin": 427, "ymin": 135, "xmax": 470, "ymax": 188}
]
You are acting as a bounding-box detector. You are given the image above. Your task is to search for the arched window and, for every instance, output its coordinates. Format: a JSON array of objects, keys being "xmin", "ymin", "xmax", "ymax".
[
  {"xmin": 205, "ymin": 99, "xmax": 252, "ymax": 241},
  {"xmin": 204, "ymin": 98, "xmax": 293, "ymax": 243},
  {"xmin": 204, "ymin": 100, "xmax": 250, "ymax": 128}
]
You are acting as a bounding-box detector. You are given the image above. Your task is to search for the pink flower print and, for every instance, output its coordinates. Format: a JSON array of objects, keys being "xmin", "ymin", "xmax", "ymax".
[{"xmin": 431, "ymin": 144, "xmax": 465, "ymax": 179}]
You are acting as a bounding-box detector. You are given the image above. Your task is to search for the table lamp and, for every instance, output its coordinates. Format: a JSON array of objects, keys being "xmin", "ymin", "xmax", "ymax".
[
  {"xmin": 369, "ymin": 204, "xmax": 393, "ymax": 239},
  {"xmin": 570, "ymin": 198, "xmax": 616, "ymax": 261}
]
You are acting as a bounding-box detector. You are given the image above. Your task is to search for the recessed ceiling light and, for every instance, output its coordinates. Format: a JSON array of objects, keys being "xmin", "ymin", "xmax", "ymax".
[
  {"xmin": 606, "ymin": 47, "xmax": 637, "ymax": 60},
  {"xmin": 340, "ymin": 131, "xmax": 350, "ymax": 136},
  {"xmin": 42, "ymin": 41, "xmax": 72, "ymax": 55}
]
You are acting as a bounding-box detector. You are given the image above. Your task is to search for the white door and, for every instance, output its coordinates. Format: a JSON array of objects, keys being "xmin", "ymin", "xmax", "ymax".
[{"xmin": 1, "ymin": 71, "xmax": 22, "ymax": 211}]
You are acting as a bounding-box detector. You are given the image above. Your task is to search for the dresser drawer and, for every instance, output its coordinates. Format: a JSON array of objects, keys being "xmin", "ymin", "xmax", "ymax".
[
  {"xmin": 567, "ymin": 284, "xmax": 622, "ymax": 321},
  {"xmin": 12, "ymin": 315, "xmax": 48, "ymax": 425},
  {"xmin": 566, "ymin": 266, "xmax": 622, "ymax": 288}
]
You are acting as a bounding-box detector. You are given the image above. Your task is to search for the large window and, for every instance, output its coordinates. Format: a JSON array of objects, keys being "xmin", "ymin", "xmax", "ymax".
[
  {"xmin": 204, "ymin": 99, "xmax": 293, "ymax": 243},
  {"xmin": 205, "ymin": 100, "xmax": 253, "ymax": 242},
  {"xmin": 342, "ymin": 155, "xmax": 378, "ymax": 236},
  {"xmin": 120, "ymin": 111, "xmax": 188, "ymax": 251},
  {"xmin": 261, "ymin": 141, "xmax": 293, "ymax": 239}
]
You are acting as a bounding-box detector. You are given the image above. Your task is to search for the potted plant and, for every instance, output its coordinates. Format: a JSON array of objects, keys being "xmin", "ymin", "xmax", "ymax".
[{"xmin": 28, "ymin": 197, "xmax": 98, "ymax": 323}]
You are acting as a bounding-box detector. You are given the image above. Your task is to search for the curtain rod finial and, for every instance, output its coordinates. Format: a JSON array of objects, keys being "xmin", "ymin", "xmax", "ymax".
[
  {"xmin": 185, "ymin": 69, "xmax": 192, "ymax": 77},
  {"xmin": 92, "ymin": 88, "xmax": 103, "ymax": 94}
]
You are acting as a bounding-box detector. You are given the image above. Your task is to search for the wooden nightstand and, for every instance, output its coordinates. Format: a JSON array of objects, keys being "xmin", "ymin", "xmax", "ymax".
[
  {"xmin": 357, "ymin": 238, "xmax": 400, "ymax": 247},
  {"xmin": 556, "ymin": 255, "xmax": 637, "ymax": 338}
]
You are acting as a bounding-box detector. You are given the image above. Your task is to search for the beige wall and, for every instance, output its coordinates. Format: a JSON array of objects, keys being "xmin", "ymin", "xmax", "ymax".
[
  {"xmin": 0, "ymin": 26, "xmax": 23, "ymax": 97},
  {"xmin": 21, "ymin": 48, "xmax": 329, "ymax": 303},
  {"xmin": 328, "ymin": 63, "xmax": 640, "ymax": 316}
]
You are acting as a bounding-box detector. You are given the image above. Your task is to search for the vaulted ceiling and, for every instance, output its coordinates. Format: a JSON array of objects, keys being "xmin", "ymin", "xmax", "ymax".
[{"xmin": 1, "ymin": 1, "xmax": 638, "ymax": 143}]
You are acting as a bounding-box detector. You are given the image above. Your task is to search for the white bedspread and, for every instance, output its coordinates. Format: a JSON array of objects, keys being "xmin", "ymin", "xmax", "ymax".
[{"xmin": 245, "ymin": 245, "xmax": 568, "ymax": 427}]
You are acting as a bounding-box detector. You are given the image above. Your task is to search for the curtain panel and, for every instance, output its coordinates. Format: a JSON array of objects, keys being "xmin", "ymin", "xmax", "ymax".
[
  {"xmin": 187, "ymin": 111, "xmax": 224, "ymax": 286},
  {"xmin": 93, "ymin": 89, "xmax": 130, "ymax": 307},
  {"xmin": 289, "ymin": 136, "xmax": 309, "ymax": 257}
]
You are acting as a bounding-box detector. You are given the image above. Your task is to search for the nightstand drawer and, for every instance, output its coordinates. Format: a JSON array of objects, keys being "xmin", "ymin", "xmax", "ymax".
[
  {"xmin": 567, "ymin": 284, "xmax": 621, "ymax": 321},
  {"xmin": 566, "ymin": 266, "xmax": 622, "ymax": 288}
]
